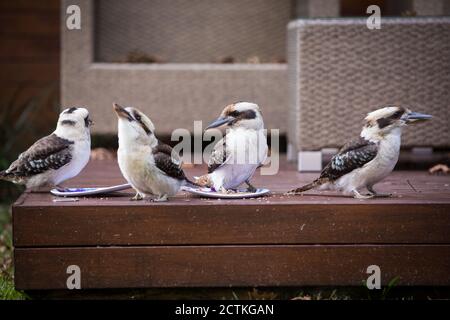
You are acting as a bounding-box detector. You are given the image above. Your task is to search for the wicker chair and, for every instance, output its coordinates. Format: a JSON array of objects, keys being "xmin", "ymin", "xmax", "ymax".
[{"xmin": 287, "ymin": 17, "xmax": 450, "ymax": 171}]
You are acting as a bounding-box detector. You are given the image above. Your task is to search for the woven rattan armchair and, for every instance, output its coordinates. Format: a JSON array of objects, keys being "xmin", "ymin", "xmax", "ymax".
[{"xmin": 287, "ymin": 17, "xmax": 450, "ymax": 171}]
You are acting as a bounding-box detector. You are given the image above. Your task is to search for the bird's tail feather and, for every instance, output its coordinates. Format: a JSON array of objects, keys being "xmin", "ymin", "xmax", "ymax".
[{"xmin": 287, "ymin": 177, "xmax": 328, "ymax": 194}]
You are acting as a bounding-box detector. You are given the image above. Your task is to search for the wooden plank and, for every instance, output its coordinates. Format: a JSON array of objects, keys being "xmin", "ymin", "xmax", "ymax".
[
  {"xmin": 14, "ymin": 160, "xmax": 450, "ymax": 203},
  {"xmin": 0, "ymin": 63, "xmax": 59, "ymax": 83},
  {"xmin": 12, "ymin": 202, "xmax": 450, "ymax": 246},
  {"xmin": 0, "ymin": 12, "xmax": 59, "ymax": 36},
  {"xmin": 0, "ymin": 0, "xmax": 60, "ymax": 107},
  {"xmin": 0, "ymin": 0, "xmax": 59, "ymax": 11},
  {"xmin": 0, "ymin": 36, "xmax": 59, "ymax": 62},
  {"xmin": 0, "ymin": 85, "xmax": 59, "ymax": 101},
  {"xmin": 12, "ymin": 160, "xmax": 450, "ymax": 246},
  {"xmin": 14, "ymin": 245, "xmax": 450, "ymax": 289},
  {"xmin": 341, "ymin": 0, "xmax": 387, "ymax": 17}
]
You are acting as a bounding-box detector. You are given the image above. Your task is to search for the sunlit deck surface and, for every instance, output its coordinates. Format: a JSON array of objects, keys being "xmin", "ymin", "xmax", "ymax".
[{"xmin": 13, "ymin": 158, "xmax": 450, "ymax": 290}]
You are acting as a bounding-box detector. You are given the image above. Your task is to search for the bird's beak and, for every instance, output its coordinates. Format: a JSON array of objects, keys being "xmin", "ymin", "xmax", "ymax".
[
  {"xmin": 113, "ymin": 103, "xmax": 132, "ymax": 120},
  {"xmin": 405, "ymin": 111, "xmax": 432, "ymax": 123},
  {"xmin": 205, "ymin": 116, "xmax": 234, "ymax": 130},
  {"xmin": 89, "ymin": 118, "xmax": 94, "ymax": 126}
]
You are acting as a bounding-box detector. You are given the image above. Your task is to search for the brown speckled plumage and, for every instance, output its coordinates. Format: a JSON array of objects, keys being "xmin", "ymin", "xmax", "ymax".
[
  {"xmin": 207, "ymin": 136, "xmax": 228, "ymax": 174},
  {"xmin": 321, "ymin": 136, "xmax": 378, "ymax": 181},
  {"xmin": 152, "ymin": 141, "xmax": 187, "ymax": 181},
  {"xmin": 0, "ymin": 134, "xmax": 73, "ymax": 181}
]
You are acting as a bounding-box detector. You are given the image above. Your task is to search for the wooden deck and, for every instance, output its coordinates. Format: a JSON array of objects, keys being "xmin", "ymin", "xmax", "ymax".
[{"xmin": 13, "ymin": 158, "xmax": 450, "ymax": 290}]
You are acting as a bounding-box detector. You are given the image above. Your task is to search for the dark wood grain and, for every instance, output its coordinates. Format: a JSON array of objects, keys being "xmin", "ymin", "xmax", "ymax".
[
  {"xmin": 0, "ymin": 12, "xmax": 59, "ymax": 36},
  {"xmin": 0, "ymin": 37, "xmax": 59, "ymax": 61},
  {"xmin": 14, "ymin": 159, "xmax": 450, "ymax": 204},
  {"xmin": 14, "ymin": 245, "xmax": 450, "ymax": 289},
  {"xmin": 0, "ymin": 0, "xmax": 60, "ymax": 11},
  {"xmin": 0, "ymin": 0, "xmax": 60, "ymax": 137},
  {"xmin": 12, "ymin": 203, "xmax": 450, "ymax": 246},
  {"xmin": 12, "ymin": 159, "xmax": 450, "ymax": 246},
  {"xmin": 12, "ymin": 158, "xmax": 450, "ymax": 289},
  {"xmin": 1, "ymin": 62, "xmax": 59, "ymax": 83}
]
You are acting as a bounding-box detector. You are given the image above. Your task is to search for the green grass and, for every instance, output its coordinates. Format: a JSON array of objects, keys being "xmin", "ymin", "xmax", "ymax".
[{"xmin": 0, "ymin": 204, "xmax": 28, "ymax": 300}]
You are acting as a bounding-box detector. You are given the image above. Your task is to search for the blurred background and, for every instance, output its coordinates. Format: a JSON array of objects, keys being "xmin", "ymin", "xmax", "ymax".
[
  {"xmin": 2, "ymin": 0, "xmax": 449, "ymax": 201},
  {"xmin": 1, "ymin": 0, "xmax": 449, "ymax": 202},
  {"xmin": 1, "ymin": 0, "xmax": 60, "ymax": 201}
]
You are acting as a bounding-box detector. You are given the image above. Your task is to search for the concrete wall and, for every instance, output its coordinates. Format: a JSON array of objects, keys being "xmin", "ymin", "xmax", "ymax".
[
  {"xmin": 295, "ymin": 0, "xmax": 340, "ymax": 17},
  {"xmin": 95, "ymin": 0, "xmax": 291, "ymax": 63},
  {"xmin": 413, "ymin": 0, "xmax": 450, "ymax": 16},
  {"xmin": 61, "ymin": 0, "xmax": 288, "ymax": 136}
]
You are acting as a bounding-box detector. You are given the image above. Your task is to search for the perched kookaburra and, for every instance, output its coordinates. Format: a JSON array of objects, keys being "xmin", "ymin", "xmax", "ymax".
[
  {"xmin": 0, "ymin": 107, "xmax": 92, "ymax": 189},
  {"xmin": 196, "ymin": 102, "xmax": 268, "ymax": 192},
  {"xmin": 288, "ymin": 106, "xmax": 432, "ymax": 199},
  {"xmin": 114, "ymin": 103, "xmax": 194, "ymax": 201}
]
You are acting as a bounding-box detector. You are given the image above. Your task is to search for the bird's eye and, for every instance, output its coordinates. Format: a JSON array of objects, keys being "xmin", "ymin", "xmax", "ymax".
[
  {"xmin": 134, "ymin": 113, "xmax": 141, "ymax": 121},
  {"xmin": 393, "ymin": 110, "xmax": 404, "ymax": 119},
  {"xmin": 229, "ymin": 111, "xmax": 240, "ymax": 117}
]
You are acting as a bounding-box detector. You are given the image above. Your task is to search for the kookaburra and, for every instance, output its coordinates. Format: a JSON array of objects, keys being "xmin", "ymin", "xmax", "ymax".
[
  {"xmin": 0, "ymin": 107, "xmax": 92, "ymax": 189},
  {"xmin": 287, "ymin": 106, "xmax": 432, "ymax": 199},
  {"xmin": 196, "ymin": 102, "xmax": 268, "ymax": 192},
  {"xmin": 114, "ymin": 103, "xmax": 194, "ymax": 201}
]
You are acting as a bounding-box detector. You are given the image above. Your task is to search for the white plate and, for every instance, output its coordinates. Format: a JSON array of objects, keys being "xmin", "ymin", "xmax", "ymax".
[
  {"xmin": 50, "ymin": 183, "xmax": 132, "ymax": 197},
  {"xmin": 181, "ymin": 186, "xmax": 270, "ymax": 199}
]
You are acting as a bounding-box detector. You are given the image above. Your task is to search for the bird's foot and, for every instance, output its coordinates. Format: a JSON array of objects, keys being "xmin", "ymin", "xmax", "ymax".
[
  {"xmin": 218, "ymin": 186, "xmax": 228, "ymax": 193},
  {"xmin": 153, "ymin": 194, "xmax": 168, "ymax": 202},
  {"xmin": 130, "ymin": 192, "xmax": 144, "ymax": 201},
  {"xmin": 353, "ymin": 190, "xmax": 374, "ymax": 199},
  {"xmin": 245, "ymin": 180, "xmax": 257, "ymax": 193}
]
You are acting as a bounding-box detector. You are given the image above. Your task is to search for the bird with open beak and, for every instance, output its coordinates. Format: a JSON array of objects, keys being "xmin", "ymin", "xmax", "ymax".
[
  {"xmin": 196, "ymin": 102, "xmax": 268, "ymax": 192},
  {"xmin": 113, "ymin": 103, "xmax": 195, "ymax": 201},
  {"xmin": 287, "ymin": 106, "xmax": 432, "ymax": 199},
  {"xmin": 0, "ymin": 107, "xmax": 92, "ymax": 190}
]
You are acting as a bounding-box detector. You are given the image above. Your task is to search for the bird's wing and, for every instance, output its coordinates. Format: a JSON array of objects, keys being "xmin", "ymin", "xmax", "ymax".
[
  {"xmin": 320, "ymin": 137, "xmax": 378, "ymax": 181},
  {"xmin": 207, "ymin": 136, "xmax": 229, "ymax": 173},
  {"xmin": 257, "ymin": 142, "xmax": 269, "ymax": 168},
  {"xmin": 152, "ymin": 141, "xmax": 186, "ymax": 180},
  {"xmin": 5, "ymin": 134, "xmax": 74, "ymax": 177}
]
